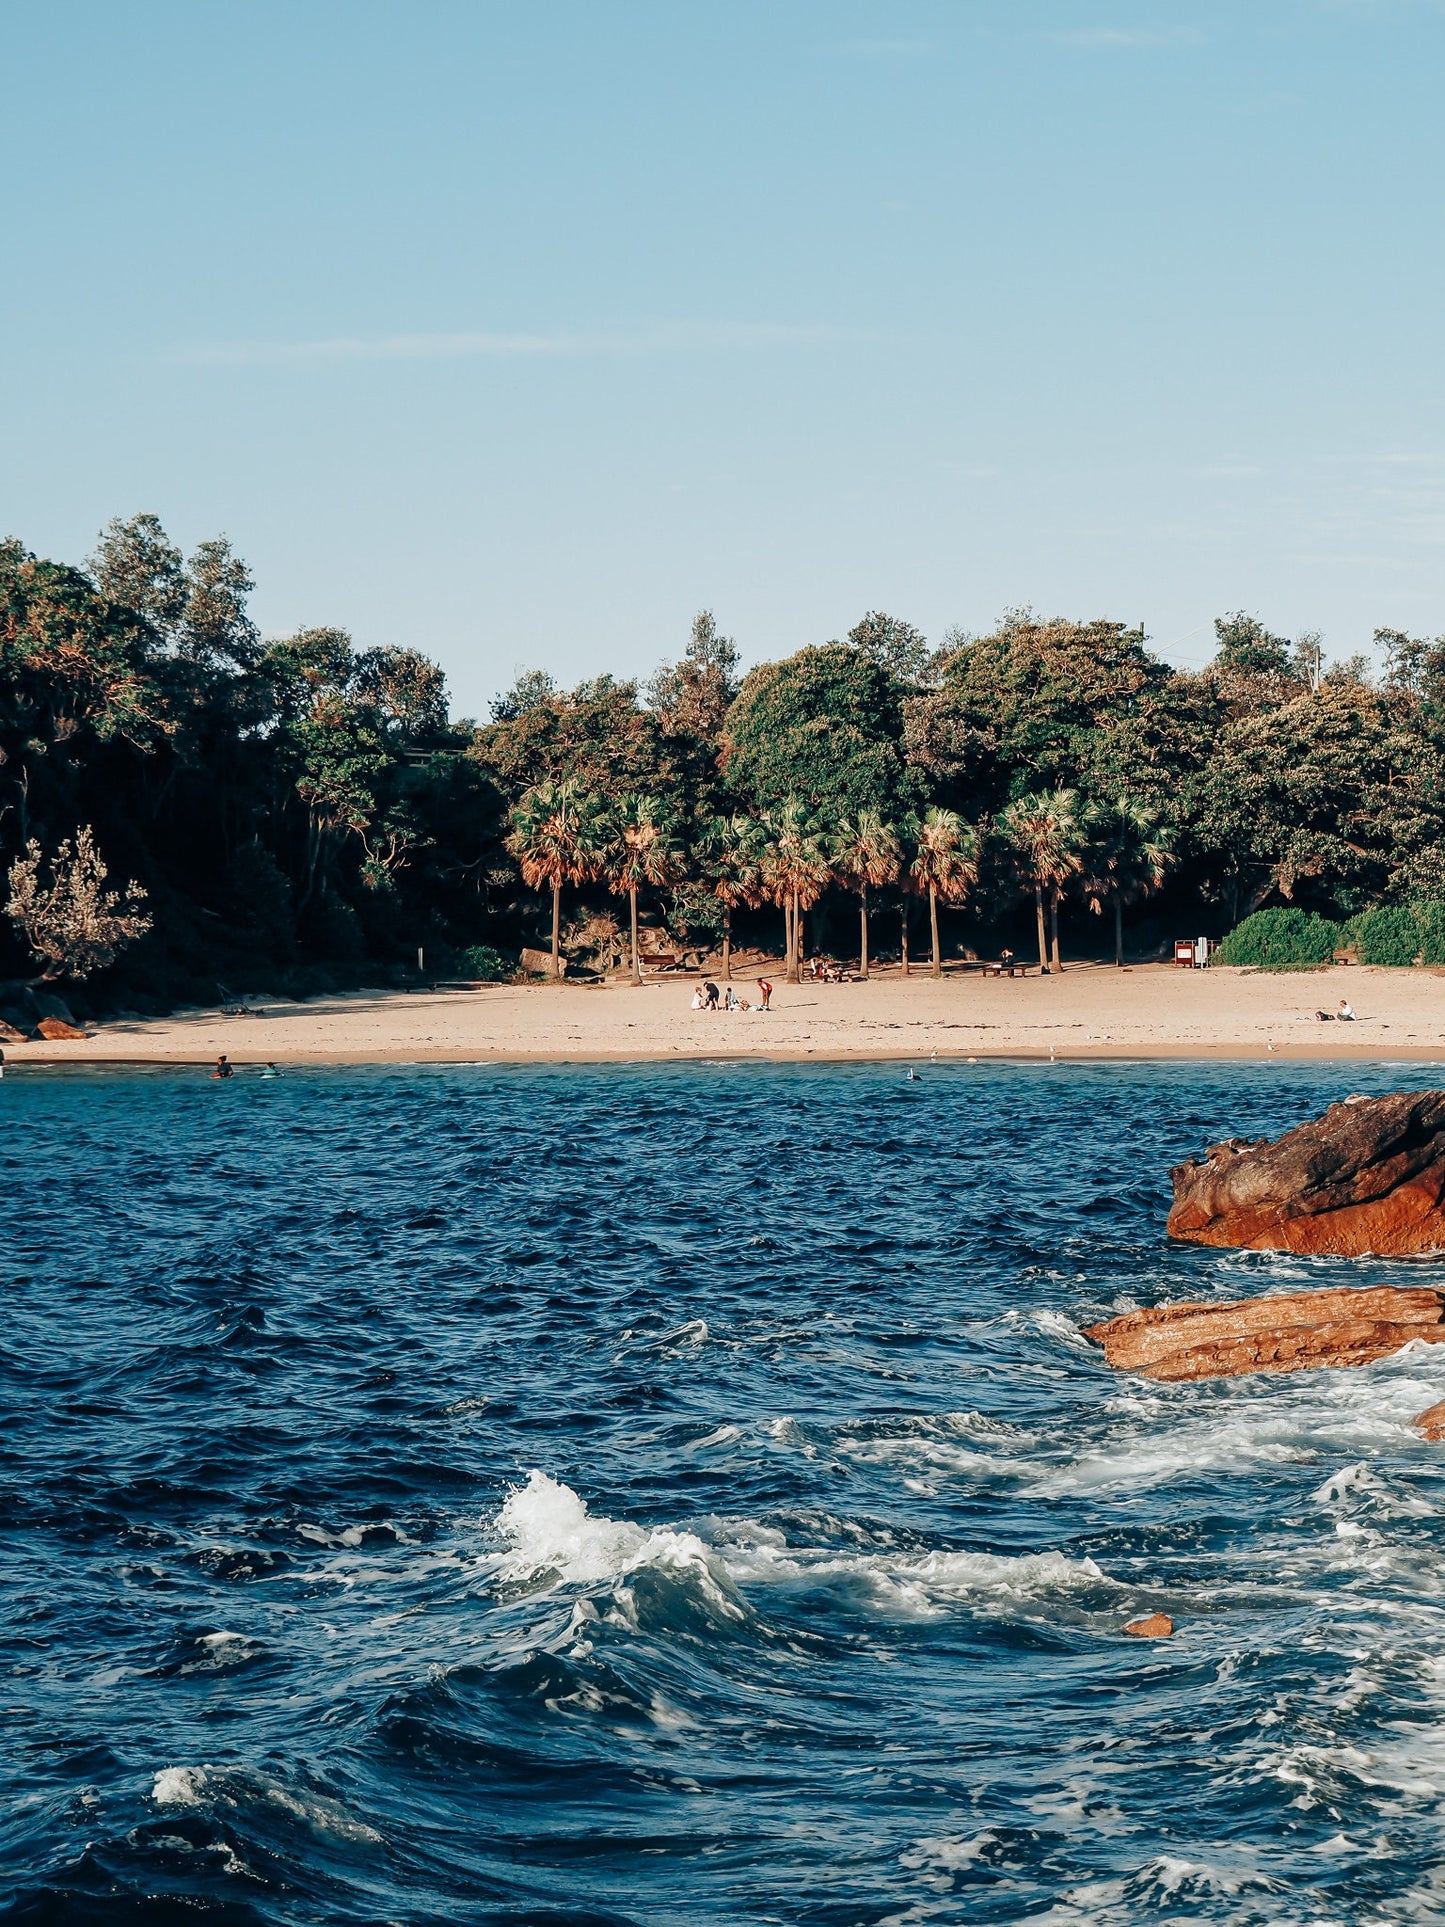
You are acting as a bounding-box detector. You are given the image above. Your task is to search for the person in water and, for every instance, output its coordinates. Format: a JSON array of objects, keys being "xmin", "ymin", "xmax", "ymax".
[
  {"xmin": 259, "ymin": 1061, "xmax": 282, "ymax": 1077},
  {"xmin": 212, "ymin": 1055, "xmax": 234, "ymax": 1079}
]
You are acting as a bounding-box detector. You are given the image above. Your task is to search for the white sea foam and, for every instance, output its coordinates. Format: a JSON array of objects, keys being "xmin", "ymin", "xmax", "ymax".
[
  {"xmin": 494, "ymin": 1471, "xmax": 746, "ymax": 1622},
  {"xmin": 491, "ymin": 1473, "xmax": 1102, "ymax": 1623},
  {"xmin": 152, "ymin": 1764, "xmax": 382, "ymax": 1843}
]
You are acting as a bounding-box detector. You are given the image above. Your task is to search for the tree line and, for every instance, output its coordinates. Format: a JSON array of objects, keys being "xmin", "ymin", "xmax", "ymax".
[{"xmin": 4, "ymin": 512, "xmax": 1444, "ymax": 1001}]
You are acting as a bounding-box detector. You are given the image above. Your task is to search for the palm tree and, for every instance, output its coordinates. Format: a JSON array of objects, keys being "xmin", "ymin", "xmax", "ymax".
[
  {"xmin": 603, "ymin": 794, "xmax": 683, "ymax": 985},
  {"xmin": 758, "ymin": 798, "xmax": 832, "ymax": 983},
  {"xmin": 1080, "ymin": 799, "xmax": 1172, "ymax": 967},
  {"xmin": 910, "ymin": 807, "xmax": 980, "ymax": 977},
  {"xmin": 505, "ymin": 779, "xmax": 607, "ymax": 977},
  {"xmin": 998, "ymin": 788, "xmax": 1085, "ymax": 973},
  {"xmin": 831, "ymin": 811, "xmax": 901, "ymax": 980},
  {"xmin": 696, "ymin": 812, "xmax": 763, "ymax": 981}
]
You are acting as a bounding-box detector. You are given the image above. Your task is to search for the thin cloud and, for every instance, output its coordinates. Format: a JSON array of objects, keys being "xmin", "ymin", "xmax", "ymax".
[{"xmin": 175, "ymin": 321, "xmax": 840, "ymax": 368}]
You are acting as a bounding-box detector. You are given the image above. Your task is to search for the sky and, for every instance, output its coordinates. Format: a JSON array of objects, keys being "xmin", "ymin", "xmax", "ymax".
[{"xmin": 3, "ymin": 0, "xmax": 1444, "ymax": 715}]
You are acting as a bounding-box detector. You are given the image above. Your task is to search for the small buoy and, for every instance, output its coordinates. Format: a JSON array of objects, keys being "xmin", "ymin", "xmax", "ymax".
[{"xmin": 1123, "ymin": 1612, "xmax": 1174, "ymax": 1639}]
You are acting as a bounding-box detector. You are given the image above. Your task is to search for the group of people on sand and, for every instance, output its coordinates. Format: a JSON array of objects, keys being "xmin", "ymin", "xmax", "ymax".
[
  {"xmin": 212, "ymin": 1055, "xmax": 284, "ymax": 1079},
  {"xmin": 1315, "ymin": 1000, "xmax": 1357, "ymax": 1022},
  {"xmin": 690, "ymin": 979, "xmax": 773, "ymax": 1013}
]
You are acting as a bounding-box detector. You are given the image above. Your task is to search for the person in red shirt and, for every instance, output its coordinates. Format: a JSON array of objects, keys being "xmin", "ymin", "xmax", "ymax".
[{"xmin": 756, "ymin": 979, "xmax": 773, "ymax": 1010}]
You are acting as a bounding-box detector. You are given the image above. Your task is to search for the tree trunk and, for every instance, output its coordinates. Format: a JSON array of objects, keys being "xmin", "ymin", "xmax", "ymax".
[
  {"xmin": 629, "ymin": 883, "xmax": 641, "ymax": 986},
  {"xmin": 901, "ymin": 900, "xmax": 911, "ymax": 977},
  {"xmin": 1049, "ymin": 887, "xmax": 1062, "ymax": 972},
  {"xmin": 929, "ymin": 882, "xmax": 941, "ymax": 977},
  {"xmin": 551, "ymin": 879, "xmax": 562, "ymax": 977},
  {"xmin": 787, "ymin": 889, "xmax": 801, "ymax": 983},
  {"xmin": 1114, "ymin": 892, "xmax": 1123, "ymax": 968},
  {"xmin": 1034, "ymin": 886, "xmax": 1048, "ymax": 971},
  {"xmin": 859, "ymin": 888, "xmax": 869, "ymax": 980},
  {"xmin": 722, "ymin": 902, "xmax": 732, "ymax": 982}
]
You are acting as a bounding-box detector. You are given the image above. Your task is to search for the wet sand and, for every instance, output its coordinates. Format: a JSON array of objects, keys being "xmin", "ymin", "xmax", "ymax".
[{"xmin": 6, "ymin": 962, "xmax": 1444, "ymax": 1066}]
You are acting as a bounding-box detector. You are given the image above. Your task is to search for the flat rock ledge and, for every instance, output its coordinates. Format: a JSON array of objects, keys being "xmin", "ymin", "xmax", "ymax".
[
  {"xmin": 1085, "ymin": 1285, "xmax": 1445, "ymax": 1382},
  {"xmin": 1168, "ymin": 1090, "xmax": 1445, "ymax": 1257}
]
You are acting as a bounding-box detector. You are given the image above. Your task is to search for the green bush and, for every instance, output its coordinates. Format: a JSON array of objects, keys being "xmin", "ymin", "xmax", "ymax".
[
  {"xmin": 1342, "ymin": 901, "xmax": 1445, "ymax": 967},
  {"xmin": 460, "ymin": 943, "xmax": 512, "ymax": 982},
  {"xmin": 1343, "ymin": 905, "xmax": 1421, "ymax": 967},
  {"xmin": 1215, "ymin": 907, "xmax": 1340, "ymax": 969}
]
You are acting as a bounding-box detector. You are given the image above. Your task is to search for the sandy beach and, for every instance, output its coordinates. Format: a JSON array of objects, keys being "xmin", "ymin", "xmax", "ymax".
[{"xmin": 7, "ymin": 962, "xmax": 1445, "ymax": 1066}]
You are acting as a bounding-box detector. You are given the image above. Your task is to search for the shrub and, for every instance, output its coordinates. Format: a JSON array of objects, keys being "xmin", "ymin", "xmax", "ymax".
[
  {"xmin": 1342, "ymin": 905, "xmax": 1421, "ymax": 967},
  {"xmin": 460, "ymin": 942, "xmax": 512, "ymax": 981},
  {"xmin": 1215, "ymin": 907, "xmax": 1339, "ymax": 969},
  {"xmin": 1342, "ymin": 901, "xmax": 1445, "ymax": 967}
]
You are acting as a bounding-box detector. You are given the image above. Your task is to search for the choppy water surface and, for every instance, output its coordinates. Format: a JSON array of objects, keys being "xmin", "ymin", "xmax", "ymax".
[{"xmin": 6, "ymin": 1059, "xmax": 1445, "ymax": 1924}]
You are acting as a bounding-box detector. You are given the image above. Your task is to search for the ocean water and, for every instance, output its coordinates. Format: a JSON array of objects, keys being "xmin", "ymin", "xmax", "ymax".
[{"xmin": 5, "ymin": 1058, "xmax": 1445, "ymax": 1925}]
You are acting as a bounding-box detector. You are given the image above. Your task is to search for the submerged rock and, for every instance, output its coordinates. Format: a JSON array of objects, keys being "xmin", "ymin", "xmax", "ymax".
[
  {"xmin": 1414, "ymin": 1399, "xmax": 1445, "ymax": 1440},
  {"xmin": 1085, "ymin": 1284, "xmax": 1445, "ymax": 1382},
  {"xmin": 1168, "ymin": 1090, "xmax": 1445, "ymax": 1257},
  {"xmin": 1123, "ymin": 1613, "xmax": 1174, "ymax": 1638}
]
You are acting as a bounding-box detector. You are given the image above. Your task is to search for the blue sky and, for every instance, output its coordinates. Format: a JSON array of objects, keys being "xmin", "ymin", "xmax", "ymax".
[{"xmin": 3, "ymin": 1, "xmax": 1444, "ymax": 713}]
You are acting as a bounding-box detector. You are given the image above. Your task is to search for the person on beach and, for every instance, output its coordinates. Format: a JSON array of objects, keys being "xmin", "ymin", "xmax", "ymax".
[
  {"xmin": 703, "ymin": 981, "xmax": 720, "ymax": 1010},
  {"xmin": 724, "ymin": 986, "xmax": 740, "ymax": 1011},
  {"xmin": 690, "ymin": 986, "xmax": 706, "ymax": 1010},
  {"xmin": 1338, "ymin": 999, "xmax": 1356, "ymax": 1020},
  {"xmin": 757, "ymin": 978, "xmax": 773, "ymax": 1010},
  {"xmin": 212, "ymin": 1055, "xmax": 234, "ymax": 1079}
]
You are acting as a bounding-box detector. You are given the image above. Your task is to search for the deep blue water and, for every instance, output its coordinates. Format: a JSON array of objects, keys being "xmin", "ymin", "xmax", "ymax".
[{"xmin": 5, "ymin": 1058, "xmax": 1445, "ymax": 1925}]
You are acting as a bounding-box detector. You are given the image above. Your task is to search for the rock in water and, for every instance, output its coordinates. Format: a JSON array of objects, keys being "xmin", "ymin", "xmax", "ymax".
[
  {"xmin": 1086, "ymin": 1284, "xmax": 1445, "ymax": 1381},
  {"xmin": 1167, "ymin": 1090, "xmax": 1445, "ymax": 1257},
  {"xmin": 1414, "ymin": 1399, "xmax": 1445, "ymax": 1439},
  {"xmin": 1123, "ymin": 1613, "xmax": 1174, "ymax": 1638}
]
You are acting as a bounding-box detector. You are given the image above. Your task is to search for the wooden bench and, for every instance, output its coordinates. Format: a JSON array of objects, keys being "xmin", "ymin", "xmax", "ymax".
[{"xmin": 982, "ymin": 962, "xmax": 1031, "ymax": 978}]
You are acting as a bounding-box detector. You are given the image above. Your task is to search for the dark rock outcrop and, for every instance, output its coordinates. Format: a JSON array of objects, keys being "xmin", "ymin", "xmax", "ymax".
[
  {"xmin": 1085, "ymin": 1284, "xmax": 1445, "ymax": 1381},
  {"xmin": 1168, "ymin": 1091, "xmax": 1445, "ymax": 1257},
  {"xmin": 35, "ymin": 1016, "xmax": 86, "ymax": 1040}
]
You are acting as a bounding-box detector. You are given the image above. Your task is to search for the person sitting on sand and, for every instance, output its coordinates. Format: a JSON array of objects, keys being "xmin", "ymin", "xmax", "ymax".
[
  {"xmin": 690, "ymin": 987, "xmax": 706, "ymax": 1011},
  {"xmin": 212, "ymin": 1054, "xmax": 234, "ymax": 1078},
  {"xmin": 724, "ymin": 986, "xmax": 740, "ymax": 1011},
  {"xmin": 1338, "ymin": 999, "xmax": 1357, "ymax": 1021},
  {"xmin": 757, "ymin": 978, "xmax": 773, "ymax": 1010}
]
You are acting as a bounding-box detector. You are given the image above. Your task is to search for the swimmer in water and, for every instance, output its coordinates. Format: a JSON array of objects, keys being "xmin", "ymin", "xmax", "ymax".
[
  {"xmin": 212, "ymin": 1054, "xmax": 233, "ymax": 1079},
  {"xmin": 258, "ymin": 1061, "xmax": 282, "ymax": 1078}
]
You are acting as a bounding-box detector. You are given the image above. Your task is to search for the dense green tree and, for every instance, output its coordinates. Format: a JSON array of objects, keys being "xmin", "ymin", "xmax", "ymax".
[
  {"xmin": 903, "ymin": 613, "xmax": 1181, "ymax": 822},
  {"xmin": 476, "ymin": 673, "xmax": 685, "ymax": 814},
  {"xmin": 847, "ymin": 610, "xmax": 932, "ymax": 684},
  {"xmin": 724, "ymin": 644, "xmax": 913, "ymax": 821}
]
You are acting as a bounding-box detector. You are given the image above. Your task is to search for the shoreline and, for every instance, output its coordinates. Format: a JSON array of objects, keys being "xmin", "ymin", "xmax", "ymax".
[{"xmin": 5, "ymin": 962, "xmax": 1444, "ymax": 1069}]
